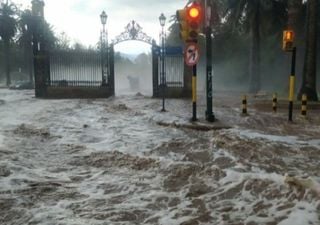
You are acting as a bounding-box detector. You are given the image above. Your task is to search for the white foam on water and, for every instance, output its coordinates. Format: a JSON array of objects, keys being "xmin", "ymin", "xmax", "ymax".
[
  {"xmin": 277, "ymin": 201, "xmax": 319, "ymax": 225},
  {"xmin": 221, "ymin": 168, "xmax": 284, "ymax": 185},
  {"xmin": 0, "ymin": 89, "xmax": 319, "ymax": 225},
  {"xmin": 0, "ymin": 134, "xmax": 4, "ymax": 147},
  {"xmin": 232, "ymin": 128, "xmax": 301, "ymax": 144}
]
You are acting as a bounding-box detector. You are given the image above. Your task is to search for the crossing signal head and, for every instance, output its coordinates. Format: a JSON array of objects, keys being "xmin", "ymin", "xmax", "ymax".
[{"xmin": 283, "ymin": 30, "xmax": 294, "ymax": 51}]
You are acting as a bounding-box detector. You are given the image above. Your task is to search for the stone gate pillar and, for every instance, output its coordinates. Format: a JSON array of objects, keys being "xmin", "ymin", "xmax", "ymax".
[{"xmin": 31, "ymin": 0, "xmax": 45, "ymax": 18}]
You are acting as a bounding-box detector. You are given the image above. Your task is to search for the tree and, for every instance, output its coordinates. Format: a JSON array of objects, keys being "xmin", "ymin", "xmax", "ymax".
[
  {"xmin": 166, "ymin": 15, "xmax": 182, "ymax": 46},
  {"xmin": 287, "ymin": 0, "xmax": 305, "ymax": 44},
  {"xmin": 17, "ymin": 7, "xmax": 57, "ymax": 83},
  {"xmin": 18, "ymin": 9, "xmax": 34, "ymax": 82},
  {"xmin": 0, "ymin": 0, "xmax": 17, "ymax": 86},
  {"xmin": 298, "ymin": 0, "xmax": 318, "ymax": 101},
  {"xmin": 224, "ymin": 0, "xmax": 287, "ymax": 93},
  {"xmin": 33, "ymin": 19, "xmax": 56, "ymax": 51},
  {"xmin": 72, "ymin": 42, "xmax": 86, "ymax": 50},
  {"xmin": 56, "ymin": 32, "xmax": 71, "ymax": 50}
]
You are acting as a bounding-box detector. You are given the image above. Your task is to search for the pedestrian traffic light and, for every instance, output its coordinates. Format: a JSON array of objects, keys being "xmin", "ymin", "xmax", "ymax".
[
  {"xmin": 176, "ymin": 1, "xmax": 203, "ymax": 42},
  {"xmin": 283, "ymin": 30, "xmax": 294, "ymax": 51}
]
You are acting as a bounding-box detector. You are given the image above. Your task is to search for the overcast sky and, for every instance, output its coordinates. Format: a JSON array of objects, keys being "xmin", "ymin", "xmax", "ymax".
[{"xmin": 13, "ymin": 0, "xmax": 186, "ymax": 54}]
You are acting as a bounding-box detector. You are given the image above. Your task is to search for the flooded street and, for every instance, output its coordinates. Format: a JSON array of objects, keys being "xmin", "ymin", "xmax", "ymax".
[{"xmin": 0, "ymin": 89, "xmax": 319, "ymax": 225}]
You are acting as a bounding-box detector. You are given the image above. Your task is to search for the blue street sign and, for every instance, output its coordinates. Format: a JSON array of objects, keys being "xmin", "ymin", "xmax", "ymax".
[
  {"xmin": 153, "ymin": 46, "xmax": 183, "ymax": 56},
  {"xmin": 166, "ymin": 46, "xmax": 183, "ymax": 55}
]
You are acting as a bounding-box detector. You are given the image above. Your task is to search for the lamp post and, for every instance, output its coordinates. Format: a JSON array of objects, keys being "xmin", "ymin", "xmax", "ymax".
[
  {"xmin": 159, "ymin": 13, "xmax": 166, "ymax": 112},
  {"xmin": 100, "ymin": 11, "xmax": 108, "ymax": 86}
]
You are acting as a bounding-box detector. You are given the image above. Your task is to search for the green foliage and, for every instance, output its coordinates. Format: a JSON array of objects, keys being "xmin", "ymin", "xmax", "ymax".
[
  {"xmin": 0, "ymin": 1, "xmax": 59, "ymax": 84},
  {"xmin": 0, "ymin": 0, "xmax": 17, "ymax": 41},
  {"xmin": 166, "ymin": 16, "xmax": 184, "ymax": 46},
  {"xmin": 17, "ymin": 9, "xmax": 33, "ymax": 47},
  {"xmin": 211, "ymin": 0, "xmax": 289, "ymax": 91},
  {"xmin": 212, "ymin": 29, "xmax": 250, "ymax": 89},
  {"xmin": 33, "ymin": 19, "xmax": 57, "ymax": 50}
]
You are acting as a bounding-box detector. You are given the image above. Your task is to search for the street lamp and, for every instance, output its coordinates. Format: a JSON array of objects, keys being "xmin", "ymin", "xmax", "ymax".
[
  {"xmin": 159, "ymin": 13, "xmax": 166, "ymax": 112},
  {"xmin": 100, "ymin": 11, "xmax": 107, "ymax": 30},
  {"xmin": 100, "ymin": 11, "xmax": 108, "ymax": 86}
]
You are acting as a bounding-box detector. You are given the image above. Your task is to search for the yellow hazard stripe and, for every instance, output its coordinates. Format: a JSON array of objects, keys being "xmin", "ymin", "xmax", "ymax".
[
  {"xmin": 289, "ymin": 76, "xmax": 295, "ymax": 101},
  {"xmin": 302, "ymin": 94, "xmax": 307, "ymax": 102},
  {"xmin": 192, "ymin": 76, "xmax": 197, "ymax": 102}
]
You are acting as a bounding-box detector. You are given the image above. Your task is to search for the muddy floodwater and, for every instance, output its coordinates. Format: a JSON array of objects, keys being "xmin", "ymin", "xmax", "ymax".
[{"xmin": 0, "ymin": 89, "xmax": 319, "ymax": 225}]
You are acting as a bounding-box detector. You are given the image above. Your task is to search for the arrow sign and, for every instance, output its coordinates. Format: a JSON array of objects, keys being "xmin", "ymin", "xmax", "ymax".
[{"xmin": 185, "ymin": 43, "xmax": 200, "ymax": 66}]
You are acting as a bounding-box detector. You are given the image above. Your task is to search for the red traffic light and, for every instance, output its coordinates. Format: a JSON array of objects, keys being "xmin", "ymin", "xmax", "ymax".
[
  {"xmin": 284, "ymin": 30, "xmax": 294, "ymax": 41},
  {"xmin": 188, "ymin": 7, "xmax": 200, "ymax": 19},
  {"xmin": 187, "ymin": 3, "xmax": 201, "ymax": 22},
  {"xmin": 283, "ymin": 30, "xmax": 294, "ymax": 51},
  {"xmin": 176, "ymin": 1, "xmax": 203, "ymax": 42},
  {"xmin": 186, "ymin": 2, "xmax": 202, "ymax": 40}
]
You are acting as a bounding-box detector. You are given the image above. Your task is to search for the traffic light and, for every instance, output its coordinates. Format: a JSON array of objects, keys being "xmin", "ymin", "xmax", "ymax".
[
  {"xmin": 283, "ymin": 30, "xmax": 294, "ymax": 51},
  {"xmin": 176, "ymin": 1, "xmax": 203, "ymax": 42},
  {"xmin": 186, "ymin": 1, "xmax": 202, "ymax": 40},
  {"xmin": 176, "ymin": 8, "xmax": 189, "ymax": 41}
]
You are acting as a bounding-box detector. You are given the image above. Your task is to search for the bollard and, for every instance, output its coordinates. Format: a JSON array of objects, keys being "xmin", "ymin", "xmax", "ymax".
[
  {"xmin": 301, "ymin": 94, "xmax": 307, "ymax": 116},
  {"xmin": 242, "ymin": 95, "xmax": 247, "ymax": 115},
  {"xmin": 272, "ymin": 93, "xmax": 277, "ymax": 113}
]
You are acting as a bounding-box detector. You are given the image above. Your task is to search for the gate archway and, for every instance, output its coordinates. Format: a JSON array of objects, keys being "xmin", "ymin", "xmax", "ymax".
[
  {"xmin": 112, "ymin": 20, "xmax": 153, "ymax": 46},
  {"xmin": 110, "ymin": 21, "xmax": 154, "ymax": 95},
  {"xmin": 109, "ymin": 20, "xmax": 190, "ymax": 98}
]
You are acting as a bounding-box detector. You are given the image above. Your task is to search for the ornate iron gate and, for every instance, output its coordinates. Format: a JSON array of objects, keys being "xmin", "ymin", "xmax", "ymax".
[
  {"xmin": 109, "ymin": 20, "xmax": 191, "ymax": 98},
  {"xmin": 33, "ymin": 19, "xmax": 190, "ymax": 98},
  {"xmin": 151, "ymin": 44, "xmax": 191, "ymax": 98},
  {"xmin": 33, "ymin": 48, "xmax": 115, "ymax": 98},
  {"xmin": 31, "ymin": 0, "xmax": 114, "ymax": 98}
]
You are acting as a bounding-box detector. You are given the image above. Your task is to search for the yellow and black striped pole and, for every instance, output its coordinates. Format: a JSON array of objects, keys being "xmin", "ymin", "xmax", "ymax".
[
  {"xmin": 288, "ymin": 47, "xmax": 296, "ymax": 122},
  {"xmin": 272, "ymin": 93, "xmax": 277, "ymax": 113},
  {"xmin": 301, "ymin": 94, "xmax": 307, "ymax": 116},
  {"xmin": 192, "ymin": 64, "xmax": 197, "ymax": 121},
  {"xmin": 242, "ymin": 95, "xmax": 247, "ymax": 115}
]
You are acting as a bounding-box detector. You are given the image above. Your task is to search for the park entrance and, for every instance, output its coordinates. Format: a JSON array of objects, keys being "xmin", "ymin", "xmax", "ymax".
[
  {"xmin": 110, "ymin": 20, "xmax": 191, "ymax": 98},
  {"xmin": 33, "ymin": 21, "xmax": 190, "ymax": 98}
]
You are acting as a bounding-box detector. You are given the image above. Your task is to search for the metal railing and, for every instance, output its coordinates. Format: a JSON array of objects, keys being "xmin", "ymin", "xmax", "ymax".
[
  {"xmin": 48, "ymin": 50, "xmax": 105, "ymax": 87},
  {"xmin": 158, "ymin": 55, "xmax": 184, "ymax": 88}
]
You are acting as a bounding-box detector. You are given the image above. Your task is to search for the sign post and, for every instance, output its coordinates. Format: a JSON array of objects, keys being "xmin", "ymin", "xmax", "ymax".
[
  {"xmin": 177, "ymin": 1, "xmax": 202, "ymax": 122},
  {"xmin": 283, "ymin": 30, "xmax": 296, "ymax": 122},
  {"xmin": 185, "ymin": 43, "xmax": 200, "ymax": 121}
]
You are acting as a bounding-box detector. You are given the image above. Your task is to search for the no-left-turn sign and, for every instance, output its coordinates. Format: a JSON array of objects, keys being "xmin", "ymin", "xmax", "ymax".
[{"xmin": 184, "ymin": 43, "xmax": 200, "ymax": 66}]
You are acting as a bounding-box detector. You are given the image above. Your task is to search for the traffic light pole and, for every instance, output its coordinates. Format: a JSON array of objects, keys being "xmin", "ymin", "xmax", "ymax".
[
  {"xmin": 205, "ymin": 26, "xmax": 215, "ymax": 122},
  {"xmin": 192, "ymin": 64, "xmax": 197, "ymax": 121},
  {"xmin": 288, "ymin": 47, "xmax": 296, "ymax": 122},
  {"xmin": 176, "ymin": 2, "xmax": 202, "ymax": 122},
  {"xmin": 205, "ymin": 0, "xmax": 215, "ymax": 122}
]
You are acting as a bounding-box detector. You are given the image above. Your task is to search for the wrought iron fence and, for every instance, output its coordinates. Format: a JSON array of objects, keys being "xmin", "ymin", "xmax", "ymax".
[
  {"xmin": 152, "ymin": 45, "xmax": 188, "ymax": 98},
  {"xmin": 158, "ymin": 56, "xmax": 184, "ymax": 88},
  {"xmin": 48, "ymin": 50, "xmax": 104, "ymax": 87}
]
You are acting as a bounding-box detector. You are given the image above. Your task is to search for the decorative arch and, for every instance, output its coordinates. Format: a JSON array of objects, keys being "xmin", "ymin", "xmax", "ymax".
[{"xmin": 112, "ymin": 20, "xmax": 154, "ymax": 46}]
